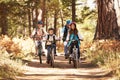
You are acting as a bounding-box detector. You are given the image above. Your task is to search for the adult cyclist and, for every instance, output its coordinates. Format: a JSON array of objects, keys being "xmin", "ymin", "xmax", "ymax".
[{"xmin": 31, "ymin": 21, "xmax": 46, "ymax": 56}]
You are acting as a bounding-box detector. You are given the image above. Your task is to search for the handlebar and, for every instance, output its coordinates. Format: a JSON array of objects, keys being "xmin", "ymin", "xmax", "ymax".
[{"xmin": 42, "ymin": 39, "xmax": 60, "ymax": 42}]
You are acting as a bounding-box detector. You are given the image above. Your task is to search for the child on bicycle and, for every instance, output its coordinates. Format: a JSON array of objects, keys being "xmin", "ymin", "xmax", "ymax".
[
  {"xmin": 44, "ymin": 28, "xmax": 59, "ymax": 64},
  {"xmin": 66, "ymin": 22, "xmax": 83, "ymax": 59}
]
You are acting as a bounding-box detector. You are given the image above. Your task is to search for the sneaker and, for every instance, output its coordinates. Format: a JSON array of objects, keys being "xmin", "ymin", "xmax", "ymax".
[{"xmin": 65, "ymin": 56, "xmax": 68, "ymax": 59}]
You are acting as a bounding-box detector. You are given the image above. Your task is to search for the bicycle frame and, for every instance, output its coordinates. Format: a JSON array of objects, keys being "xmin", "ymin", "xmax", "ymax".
[
  {"xmin": 37, "ymin": 41, "xmax": 43, "ymax": 64},
  {"xmin": 48, "ymin": 45, "xmax": 55, "ymax": 68},
  {"xmin": 68, "ymin": 40, "xmax": 79, "ymax": 68}
]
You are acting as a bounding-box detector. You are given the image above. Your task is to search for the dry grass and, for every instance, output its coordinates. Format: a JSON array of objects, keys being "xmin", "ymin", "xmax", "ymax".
[{"xmin": 84, "ymin": 40, "xmax": 120, "ymax": 79}]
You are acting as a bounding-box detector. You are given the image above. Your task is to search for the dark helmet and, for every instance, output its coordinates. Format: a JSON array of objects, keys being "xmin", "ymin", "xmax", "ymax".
[{"xmin": 37, "ymin": 21, "xmax": 43, "ymax": 24}]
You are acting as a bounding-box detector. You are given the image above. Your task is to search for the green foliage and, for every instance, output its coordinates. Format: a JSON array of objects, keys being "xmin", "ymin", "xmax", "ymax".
[
  {"xmin": 0, "ymin": 0, "xmax": 11, "ymax": 3},
  {"xmin": 61, "ymin": 0, "xmax": 72, "ymax": 8},
  {"xmin": 0, "ymin": 0, "xmax": 29, "ymax": 36},
  {"xmin": 80, "ymin": 6, "xmax": 97, "ymax": 23},
  {"xmin": 47, "ymin": 0, "xmax": 61, "ymax": 11}
]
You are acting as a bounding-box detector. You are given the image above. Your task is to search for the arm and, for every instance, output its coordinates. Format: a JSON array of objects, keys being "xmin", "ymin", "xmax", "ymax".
[
  {"xmin": 54, "ymin": 34, "xmax": 60, "ymax": 41},
  {"xmin": 42, "ymin": 28, "xmax": 47, "ymax": 36},
  {"xmin": 66, "ymin": 32, "xmax": 70, "ymax": 41}
]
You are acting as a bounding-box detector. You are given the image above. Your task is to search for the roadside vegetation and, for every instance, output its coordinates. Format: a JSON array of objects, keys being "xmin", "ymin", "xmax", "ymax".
[
  {"xmin": 0, "ymin": 35, "xmax": 34, "ymax": 79},
  {"xmin": 0, "ymin": 0, "xmax": 119, "ymax": 80}
]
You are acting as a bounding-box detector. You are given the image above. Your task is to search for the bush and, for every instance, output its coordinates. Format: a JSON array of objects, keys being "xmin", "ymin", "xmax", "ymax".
[
  {"xmin": 0, "ymin": 35, "xmax": 35, "ymax": 59},
  {"xmin": 85, "ymin": 40, "xmax": 120, "ymax": 78},
  {"xmin": 0, "ymin": 35, "xmax": 33, "ymax": 79},
  {"xmin": 0, "ymin": 49, "xmax": 24, "ymax": 79}
]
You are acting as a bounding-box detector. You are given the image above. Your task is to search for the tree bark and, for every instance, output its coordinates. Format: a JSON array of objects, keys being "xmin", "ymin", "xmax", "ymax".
[
  {"xmin": 0, "ymin": 3, "xmax": 8, "ymax": 35},
  {"xmin": 45, "ymin": 15, "xmax": 48, "ymax": 31},
  {"xmin": 54, "ymin": 11, "xmax": 57, "ymax": 34},
  {"xmin": 72, "ymin": 0, "xmax": 76, "ymax": 22},
  {"xmin": 94, "ymin": 0, "xmax": 120, "ymax": 40},
  {"xmin": 114, "ymin": 0, "xmax": 120, "ymax": 36},
  {"xmin": 41, "ymin": 0, "xmax": 46, "ymax": 27},
  {"xmin": 28, "ymin": 8, "xmax": 32, "ymax": 36}
]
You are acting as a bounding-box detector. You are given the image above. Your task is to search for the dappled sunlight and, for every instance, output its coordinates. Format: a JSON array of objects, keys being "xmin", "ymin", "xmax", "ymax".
[{"xmin": 17, "ymin": 55, "xmax": 112, "ymax": 80}]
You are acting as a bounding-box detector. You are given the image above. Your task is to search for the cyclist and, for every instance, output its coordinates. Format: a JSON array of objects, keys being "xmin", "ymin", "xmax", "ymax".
[
  {"xmin": 44, "ymin": 28, "xmax": 59, "ymax": 64},
  {"xmin": 31, "ymin": 21, "xmax": 46, "ymax": 56},
  {"xmin": 66, "ymin": 22, "xmax": 83, "ymax": 59},
  {"xmin": 61, "ymin": 20, "xmax": 72, "ymax": 59}
]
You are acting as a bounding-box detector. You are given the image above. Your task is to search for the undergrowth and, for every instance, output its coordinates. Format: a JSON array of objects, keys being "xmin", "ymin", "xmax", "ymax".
[{"xmin": 85, "ymin": 40, "xmax": 120, "ymax": 79}]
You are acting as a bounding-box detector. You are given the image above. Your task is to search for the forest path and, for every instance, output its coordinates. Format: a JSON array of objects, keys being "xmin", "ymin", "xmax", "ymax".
[{"xmin": 16, "ymin": 54, "xmax": 113, "ymax": 80}]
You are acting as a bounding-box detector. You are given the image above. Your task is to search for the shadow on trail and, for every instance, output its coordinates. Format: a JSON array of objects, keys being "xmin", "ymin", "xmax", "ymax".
[
  {"xmin": 26, "ymin": 55, "xmax": 97, "ymax": 69},
  {"xmin": 17, "ymin": 55, "xmax": 111, "ymax": 80},
  {"xmin": 18, "ymin": 73, "xmax": 111, "ymax": 80}
]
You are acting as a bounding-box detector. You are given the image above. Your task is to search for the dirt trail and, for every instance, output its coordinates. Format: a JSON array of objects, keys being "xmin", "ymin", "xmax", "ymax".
[{"xmin": 16, "ymin": 54, "xmax": 113, "ymax": 80}]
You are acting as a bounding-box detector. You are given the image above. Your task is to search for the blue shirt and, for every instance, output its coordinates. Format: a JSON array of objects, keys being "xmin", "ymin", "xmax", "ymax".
[{"xmin": 67, "ymin": 33, "xmax": 80, "ymax": 47}]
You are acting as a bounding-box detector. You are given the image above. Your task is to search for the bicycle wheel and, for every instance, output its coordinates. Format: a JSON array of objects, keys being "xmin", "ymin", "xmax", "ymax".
[
  {"xmin": 74, "ymin": 59, "xmax": 79, "ymax": 68},
  {"xmin": 38, "ymin": 54, "xmax": 42, "ymax": 64},
  {"xmin": 38, "ymin": 45, "xmax": 42, "ymax": 64},
  {"xmin": 69, "ymin": 57, "xmax": 71, "ymax": 64},
  {"xmin": 50, "ymin": 48, "xmax": 54, "ymax": 68},
  {"xmin": 74, "ymin": 52, "xmax": 79, "ymax": 68}
]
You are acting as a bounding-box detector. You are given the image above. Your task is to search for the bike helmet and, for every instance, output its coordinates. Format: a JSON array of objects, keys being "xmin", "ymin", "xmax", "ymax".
[
  {"xmin": 37, "ymin": 21, "xmax": 43, "ymax": 24},
  {"xmin": 66, "ymin": 20, "xmax": 72, "ymax": 25}
]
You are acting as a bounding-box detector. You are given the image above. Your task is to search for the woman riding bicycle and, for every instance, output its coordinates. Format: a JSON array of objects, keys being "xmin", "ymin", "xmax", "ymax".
[{"xmin": 66, "ymin": 22, "xmax": 83, "ymax": 59}]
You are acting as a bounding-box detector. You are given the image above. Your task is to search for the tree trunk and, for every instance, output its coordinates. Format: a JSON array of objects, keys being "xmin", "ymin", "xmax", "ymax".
[
  {"xmin": 41, "ymin": 0, "xmax": 46, "ymax": 27},
  {"xmin": 94, "ymin": 0, "xmax": 120, "ymax": 40},
  {"xmin": 114, "ymin": 0, "xmax": 120, "ymax": 36},
  {"xmin": 28, "ymin": 8, "xmax": 32, "ymax": 36},
  {"xmin": 72, "ymin": 0, "xmax": 76, "ymax": 22},
  {"xmin": 54, "ymin": 11, "xmax": 57, "ymax": 34},
  {"xmin": 45, "ymin": 15, "xmax": 48, "ymax": 31},
  {"xmin": 0, "ymin": 3, "xmax": 8, "ymax": 35}
]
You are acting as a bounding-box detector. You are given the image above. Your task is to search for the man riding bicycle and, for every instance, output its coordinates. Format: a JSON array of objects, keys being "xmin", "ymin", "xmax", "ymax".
[{"xmin": 31, "ymin": 21, "xmax": 46, "ymax": 56}]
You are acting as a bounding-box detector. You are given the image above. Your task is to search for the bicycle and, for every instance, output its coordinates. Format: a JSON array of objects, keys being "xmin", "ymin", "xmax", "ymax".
[
  {"xmin": 45, "ymin": 39, "xmax": 60, "ymax": 68},
  {"xmin": 37, "ymin": 41, "xmax": 43, "ymax": 64},
  {"xmin": 68, "ymin": 40, "xmax": 80, "ymax": 68},
  {"xmin": 31, "ymin": 36, "xmax": 44, "ymax": 64},
  {"xmin": 47, "ymin": 44, "xmax": 55, "ymax": 68}
]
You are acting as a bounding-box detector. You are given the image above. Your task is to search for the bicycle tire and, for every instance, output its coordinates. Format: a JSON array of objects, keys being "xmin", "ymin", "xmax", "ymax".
[
  {"xmin": 39, "ymin": 54, "xmax": 42, "ymax": 64},
  {"xmin": 69, "ymin": 57, "xmax": 71, "ymax": 64},
  {"xmin": 38, "ymin": 46, "xmax": 42, "ymax": 64},
  {"xmin": 74, "ymin": 59, "xmax": 79, "ymax": 68},
  {"xmin": 74, "ymin": 52, "xmax": 79, "ymax": 68},
  {"xmin": 50, "ymin": 48, "xmax": 54, "ymax": 68}
]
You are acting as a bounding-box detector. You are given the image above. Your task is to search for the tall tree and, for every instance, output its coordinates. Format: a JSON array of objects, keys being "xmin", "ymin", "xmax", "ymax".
[
  {"xmin": 47, "ymin": 0, "xmax": 61, "ymax": 34},
  {"xmin": 0, "ymin": 2, "xmax": 8, "ymax": 35},
  {"xmin": 72, "ymin": 0, "xmax": 76, "ymax": 22},
  {"xmin": 41, "ymin": 0, "xmax": 46, "ymax": 27},
  {"xmin": 94, "ymin": 0, "xmax": 120, "ymax": 39}
]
